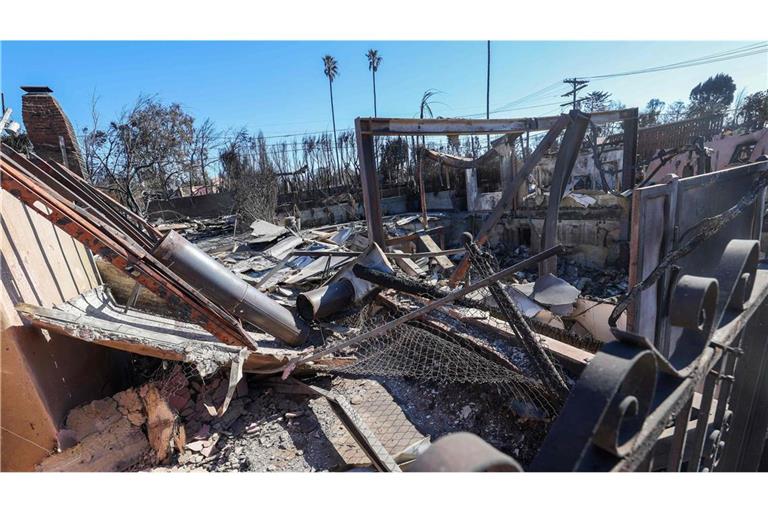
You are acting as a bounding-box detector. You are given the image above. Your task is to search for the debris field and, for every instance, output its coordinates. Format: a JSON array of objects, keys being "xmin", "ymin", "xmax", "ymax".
[{"xmin": 3, "ymin": 87, "xmax": 768, "ymax": 473}]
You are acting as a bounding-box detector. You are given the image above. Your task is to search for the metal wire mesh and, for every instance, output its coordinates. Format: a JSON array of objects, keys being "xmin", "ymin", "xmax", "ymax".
[
  {"xmin": 322, "ymin": 298, "xmax": 561, "ymax": 417},
  {"xmin": 144, "ymin": 360, "xmax": 201, "ymax": 402},
  {"xmin": 464, "ymin": 245, "xmax": 570, "ymax": 400}
]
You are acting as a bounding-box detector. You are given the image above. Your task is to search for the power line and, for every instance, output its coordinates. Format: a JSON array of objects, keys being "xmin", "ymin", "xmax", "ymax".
[
  {"xmin": 445, "ymin": 81, "xmax": 568, "ymax": 118},
  {"xmin": 581, "ymin": 42, "xmax": 767, "ymax": 79},
  {"xmin": 577, "ymin": 42, "xmax": 768, "ymax": 80},
  {"xmin": 458, "ymin": 100, "xmax": 569, "ymax": 119},
  {"xmin": 489, "ymin": 81, "xmax": 567, "ymax": 113}
]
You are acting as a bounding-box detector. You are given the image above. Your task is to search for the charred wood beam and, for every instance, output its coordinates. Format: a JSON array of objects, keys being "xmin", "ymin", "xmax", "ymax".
[{"xmin": 385, "ymin": 226, "xmax": 445, "ymax": 246}]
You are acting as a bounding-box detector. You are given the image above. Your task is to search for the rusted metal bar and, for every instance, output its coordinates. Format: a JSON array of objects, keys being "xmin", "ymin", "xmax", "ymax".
[
  {"xmin": 618, "ymin": 109, "xmax": 639, "ymax": 267},
  {"xmin": 465, "ymin": 237, "xmax": 569, "ymax": 401},
  {"xmin": 539, "ymin": 111, "xmax": 591, "ymax": 276},
  {"xmin": 355, "ymin": 118, "xmax": 386, "ymax": 247},
  {"xmin": 417, "ymin": 152, "xmax": 428, "ymax": 228},
  {"xmin": 152, "ymin": 231, "xmax": 309, "ymax": 346},
  {"xmin": 621, "ymin": 108, "xmax": 639, "ymax": 191}
]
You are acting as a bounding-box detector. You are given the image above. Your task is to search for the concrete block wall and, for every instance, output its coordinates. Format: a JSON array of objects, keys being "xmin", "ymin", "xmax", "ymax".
[{"xmin": 442, "ymin": 203, "xmax": 624, "ymax": 269}]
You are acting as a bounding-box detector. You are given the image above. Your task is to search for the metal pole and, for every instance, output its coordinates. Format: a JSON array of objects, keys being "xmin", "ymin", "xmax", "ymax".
[{"xmin": 486, "ymin": 40, "xmax": 491, "ymax": 149}]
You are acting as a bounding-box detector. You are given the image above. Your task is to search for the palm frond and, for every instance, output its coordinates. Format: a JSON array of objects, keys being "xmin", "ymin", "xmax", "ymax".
[
  {"xmin": 366, "ymin": 49, "xmax": 382, "ymax": 72},
  {"xmin": 419, "ymin": 89, "xmax": 441, "ymax": 119},
  {"xmin": 322, "ymin": 55, "xmax": 339, "ymax": 81}
]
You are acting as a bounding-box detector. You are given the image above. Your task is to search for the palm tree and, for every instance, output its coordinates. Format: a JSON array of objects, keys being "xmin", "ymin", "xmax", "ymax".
[
  {"xmin": 322, "ymin": 54, "xmax": 340, "ymax": 171},
  {"xmin": 366, "ymin": 49, "xmax": 382, "ymax": 117}
]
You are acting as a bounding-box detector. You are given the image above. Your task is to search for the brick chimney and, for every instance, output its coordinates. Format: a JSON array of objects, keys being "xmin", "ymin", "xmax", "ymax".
[{"xmin": 21, "ymin": 86, "xmax": 85, "ymax": 177}]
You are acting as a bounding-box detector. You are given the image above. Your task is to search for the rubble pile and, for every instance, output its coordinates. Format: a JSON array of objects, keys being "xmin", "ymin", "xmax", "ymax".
[
  {"xmin": 495, "ymin": 245, "xmax": 629, "ymax": 300},
  {"xmin": 37, "ymin": 210, "xmax": 626, "ymax": 472},
  {"xmin": 2, "ymin": 138, "xmax": 630, "ymax": 473},
  {"xmin": 6, "ymin": 82, "xmax": 768, "ymax": 475}
]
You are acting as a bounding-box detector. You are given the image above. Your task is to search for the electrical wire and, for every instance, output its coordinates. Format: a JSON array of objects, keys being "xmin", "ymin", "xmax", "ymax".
[{"xmin": 578, "ymin": 42, "xmax": 767, "ymax": 80}]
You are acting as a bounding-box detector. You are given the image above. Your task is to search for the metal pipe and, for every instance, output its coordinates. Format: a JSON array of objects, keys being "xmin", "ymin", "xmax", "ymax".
[
  {"xmin": 152, "ymin": 231, "xmax": 309, "ymax": 346},
  {"xmin": 296, "ymin": 279, "xmax": 356, "ymax": 321}
]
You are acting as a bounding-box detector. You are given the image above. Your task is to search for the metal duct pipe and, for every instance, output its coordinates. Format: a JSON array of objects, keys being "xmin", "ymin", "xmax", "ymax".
[
  {"xmin": 296, "ymin": 279, "xmax": 356, "ymax": 321},
  {"xmin": 152, "ymin": 231, "xmax": 309, "ymax": 346}
]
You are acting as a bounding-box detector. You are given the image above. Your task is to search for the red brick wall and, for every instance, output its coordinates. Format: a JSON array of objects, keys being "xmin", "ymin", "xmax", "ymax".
[{"xmin": 21, "ymin": 92, "xmax": 85, "ymax": 177}]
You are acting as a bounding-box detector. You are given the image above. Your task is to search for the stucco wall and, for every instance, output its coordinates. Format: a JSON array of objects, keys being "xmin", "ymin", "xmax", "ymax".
[{"xmin": 1, "ymin": 188, "xmax": 129, "ymax": 471}]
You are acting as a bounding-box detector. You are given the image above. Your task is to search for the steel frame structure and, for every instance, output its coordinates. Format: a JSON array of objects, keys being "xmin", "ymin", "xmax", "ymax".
[{"xmin": 354, "ymin": 109, "xmax": 640, "ymax": 283}]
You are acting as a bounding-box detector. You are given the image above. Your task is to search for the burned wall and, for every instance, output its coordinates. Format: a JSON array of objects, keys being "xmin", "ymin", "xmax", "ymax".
[
  {"xmin": 146, "ymin": 192, "xmax": 236, "ymax": 222},
  {"xmin": 1, "ymin": 187, "xmax": 131, "ymax": 471},
  {"xmin": 2, "ymin": 88, "xmax": 130, "ymax": 471},
  {"xmin": 444, "ymin": 192, "xmax": 627, "ymax": 269}
]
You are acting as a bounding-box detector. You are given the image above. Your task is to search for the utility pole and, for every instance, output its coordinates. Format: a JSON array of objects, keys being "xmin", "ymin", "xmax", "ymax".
[
  {"xmin": 486, "ymin": 40, "xmax": 491, "ymax": 149},
  {"xmin": 561, "ymin": 78, "xmax": 589, "ymax": 110}
]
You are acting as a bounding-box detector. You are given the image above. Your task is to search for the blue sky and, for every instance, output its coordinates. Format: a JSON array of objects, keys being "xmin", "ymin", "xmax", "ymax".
[{"xmin": 1, "ymin": 41, "xmax": 766, "ymax": 140}]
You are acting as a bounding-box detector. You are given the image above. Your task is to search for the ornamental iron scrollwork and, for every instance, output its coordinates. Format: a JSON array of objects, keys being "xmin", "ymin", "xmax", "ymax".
[{"xmin": 531, "ymin": 239, "xmax": 760, "ymax": 471}]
